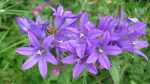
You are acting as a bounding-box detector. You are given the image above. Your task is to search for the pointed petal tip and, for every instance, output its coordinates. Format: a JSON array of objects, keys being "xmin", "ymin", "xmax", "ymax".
[
  {"xmin": 87, "ymin": 52, "xmax": 98, "ymax": 63},
  {"xmin": 47, "ymin": 55, "xmax": 58, "ymax": 65},
  {"xmin": 72, "ymin": 64, "xmax": 84, "ymax": 79},
  {"xmin": 21, "ymin": 56, "xmax": 38, "ymax": 70},
  {"xmin": 134, "ymin": 50, "xmax": 149, "ymax": 61},
  {"xmin": 38, "ymin": 60, "xmax": 47, "ymax": 79}
]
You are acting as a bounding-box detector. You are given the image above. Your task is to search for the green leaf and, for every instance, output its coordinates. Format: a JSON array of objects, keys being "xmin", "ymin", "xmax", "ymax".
[{"xmin": 109, "ymin": 61, "xmax": 120, "ymax": 84}]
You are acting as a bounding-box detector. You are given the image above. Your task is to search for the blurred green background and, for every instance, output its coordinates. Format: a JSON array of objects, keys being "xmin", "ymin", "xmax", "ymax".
[{"xmin": 0, "ymin": 0, "xmax": 150, "ymax": 84}]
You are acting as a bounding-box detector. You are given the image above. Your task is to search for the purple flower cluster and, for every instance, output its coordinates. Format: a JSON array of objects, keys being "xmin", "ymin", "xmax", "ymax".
[{"xmin": 16, "ymin": 5, "xmax": 148, "ymax": 79}]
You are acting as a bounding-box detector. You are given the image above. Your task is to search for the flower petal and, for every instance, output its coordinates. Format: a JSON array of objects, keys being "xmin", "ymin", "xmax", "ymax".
[
  {"xmin": 38, "ymin": 59, "xmax": 47, "ymax": 78},
  {"xmin": 46, "ymin": 53, "xmax": 58, "ymax": 65},
  {"xmin": 56, "ymin": 6, "xmax": 64, "ymax": 16},
  {"xmin": 106, "ymin": 46, "xmax": 122, "ymax": 55},
  {"xmin": 16, "ymin": 17, "xmax": 33, "ymax": 33},
  {"xmin": 62, "ymin": 55, "xmax": 76, "ymax": 64},
  {"xmin": 80, "ymin": 13, "xmax": 88, "ymax": 28},
  {"xmin": 102, "ymin": 31, "xmax": 111, "ymax": 43},
  {"xmin": 87, "ymin": 64, "xmax": 97, "ymax": 75},
  {"xmin": 66, "ymin": 27, "xmax": 79, "ymax": 34},
  {"xmin": 87, "ymin": 52, "xmax": 98, "ymax": 63},
  {"xmin": 134, "ymin": 40, "xmax": 148, "ymax": 49},
  {"xmin": 58, "ymin": 40, "xmax": 76, "ymax": 51},
  {"xmin": 16, "ymin": 47, "xmax": 35, "ymax": 56},
  {"xmin": 98, "ymin": 54, "xmax": 111, "ymax": 69},
  {"xmin": 134, "ymin": 50, "xmax": 148, "ymax": 61},
  {"xmin": 28, "ymin": 31, "xmax": 40, "ymax": 47},
  {"xmin": 76, "ymin": 44, "xmax": 86, "ymax": 58},
  {"xmin": 118, "ymin": 8, "xmax": 125, "ymax": 20},
  {"xmin": 73, "ymin": 63, "xmax": 84, "ymax": 78},
  {"xmin": 42, "ymin": 35, "xmax": 54, "ymax": 48},
  {"xmin": 22, "ymin": 55, "xmax": 38, "ymax": 70}
]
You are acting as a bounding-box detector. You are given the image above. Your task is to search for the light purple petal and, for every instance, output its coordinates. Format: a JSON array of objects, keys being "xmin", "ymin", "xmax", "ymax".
[
  {"xmin": 16, "ymin": 47, "xmax": 35, "ymax": 56},
  {"xmin": 16, "ymin": 17, "xmax": 33, "ymax": 33},
  {"xmin": 76, "ymin": 44, "xmax": 86, "ymax": 58},
  {"xmin": 22, "ymin": 55, "xmax": 38, "ymax": 70},
  {"xmin": 42, "ymin": 35, "xmax": 54, "ymax": 48},
  {"xmin": 73, "ymin": 63, "xmax": 84, "ymax": 78},
  {"xmin": 38, "ymin": 59, "xmax": 47, "ymax": 78},
  {"xmin": 87, "ymin": 64, "xmax": 97, "ymax": 75},
  {"xmin": 28, "ymin": 31, "xmax": 40, "ymax": 47},
  {"xmin": 46, "ymin": 53, "xmax": 58, "ymax": 65},
  {"xmin": 98, "ymin": 54, "xmax": 111, "ymax": 69},
  {"xmin": 134, "ymin": 22, "xmax": 146, "ymax": 34},
  {"xmin": 66, "ymin": 27, "xmax": 79, "ymax": 34},
  {"xmin": 134, "ymin": 50, "xmax": 148, "ymax": 61},
  {"xmin": 98, "ymin": 16, "xmax": 113, "ymax": 30},
  {"xmin": 64, "ymin": 11, "xmax": 75, "ymax": 18},
  {"xmin": 56, "ymin": 6, "xmax": 64, "ymax": 16},
  {"xmin": 102, "ymin": 31, "xmax": 111, "ymax": 43},
  {"xmin": 105, "ymin": 46, "xmax": 122, "ymax": 55},
  {"xmin": 62, "ymin": 55, "xmax": 76, "ymax": 64},
  {"xmin": 87, "ymin": 52, "xmax": 98, "ymax": 63},
  {"xmin": 54, "ymin": 16, "xmax": 64, "ymax": 28},
  {"xmin": 80, "ymin": 13, "xmax": 88, "ymax": 28},
  {"xmin": 118, "ymin": 8, "xmax": 125, "ymax": 20},
  {"xmin": 134, "ymin": 40, "xmax": 148, "ymax": 49},
  {"xmin": 89, "ymin": 29, "xmax": 102, "ymax": 39},
  {"xmin": 58, "ymin": 40, "xmax": 76, "ymax": 51}
]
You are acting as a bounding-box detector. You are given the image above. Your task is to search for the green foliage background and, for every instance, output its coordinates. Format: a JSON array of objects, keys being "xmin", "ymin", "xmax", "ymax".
[{"xmin": 0, "ymin": 0, "xmax": 150, "ymax": 84}]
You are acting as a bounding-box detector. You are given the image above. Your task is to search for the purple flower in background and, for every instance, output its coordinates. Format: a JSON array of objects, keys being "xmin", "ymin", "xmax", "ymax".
[
  {"xmin": 32, "ymin": 3, "xmax": 47, "ymax": 16},
  {"xmin": 52, "ymin": 66, "xmax": 60, "ymax": 76},
  {"xmin": 59, "ymin": 40, "xmax": 97, "ymax": 78},
  {"xmin": 16, "ymin": 31, "xmax": 58, "ymax": 78}
]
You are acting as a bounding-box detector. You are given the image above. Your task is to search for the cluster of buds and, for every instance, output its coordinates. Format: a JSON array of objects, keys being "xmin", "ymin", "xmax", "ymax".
[{"xmin": 16, "ymin": 5, "xmax": 148, "ymax": 79}]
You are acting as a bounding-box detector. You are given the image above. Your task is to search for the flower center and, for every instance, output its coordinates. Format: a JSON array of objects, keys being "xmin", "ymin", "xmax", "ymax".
[
  {"xmin": 36, "ymin": 49, "xmax": 46, "ymax": 56},
  {"xmin": 129, "ymin": 41, "xmax": 136, "ymax": 45},
  {"xmin": 132, "ymin": 41, "xmax": 136, "ymax": 45},
  {"xmin": 98, "ymin": 48, "xmax": 103, "ymax": 53},
  {"xmin": 47, "ymin": 26, "xmax": 57, "ymax": 35},
  {"xmin": 58, "ymin": 40, "xmax": 64, "ymax": 43},
  {"xmin": 79, "ymin": 33, "xmax": 84, "ymax": 38}
]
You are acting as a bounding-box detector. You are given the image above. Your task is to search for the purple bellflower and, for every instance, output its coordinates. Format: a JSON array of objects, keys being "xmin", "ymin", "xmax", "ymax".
[
  {"xmin": 97, "ymin": 9, "xmax": 148, "ymax": 61},
  {"xmin": 86, "ymin": 39, "xmax": 122, "ymax": 69},
  {"xmin": 59, "ymin": 40, "xmax": 97, "ymax": 78},
  {"xmin": 48, "ymin": 6, "xmax": 81, "ymax": 42},
  {"xmin": 66, "ymin": 13, "xmax": 102, "ymax": 47},
  {"xmin": 16, "ymin": 31, "xmax": 58, "ymax": 78},
  {"xmin": 16, "ymin": 5, "xmax": 149, "ymax": 79},
  {"xmin": 16, "ymin": 16, "xmax": 49, "ymax": 39}
]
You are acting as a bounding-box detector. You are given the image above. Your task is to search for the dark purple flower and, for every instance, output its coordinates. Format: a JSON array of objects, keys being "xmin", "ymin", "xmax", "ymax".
[{"xmin": 16, "ymin": 31, "xmax": 58, "ymax": 78}]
